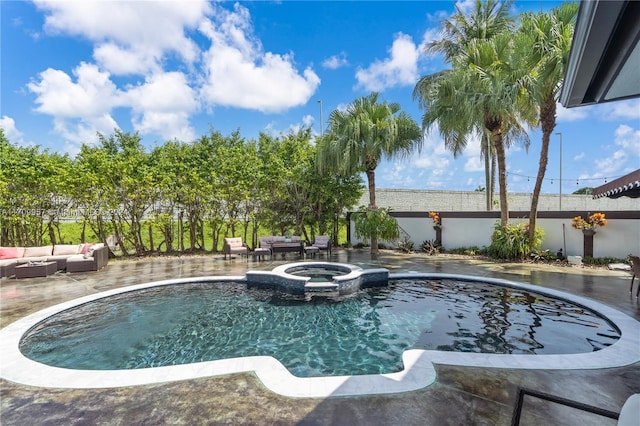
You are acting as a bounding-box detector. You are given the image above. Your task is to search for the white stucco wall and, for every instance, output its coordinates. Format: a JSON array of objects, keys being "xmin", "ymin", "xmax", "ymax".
[{"xmin": 349, "ymin": 215, "xmax": 640, "ymax": 259}]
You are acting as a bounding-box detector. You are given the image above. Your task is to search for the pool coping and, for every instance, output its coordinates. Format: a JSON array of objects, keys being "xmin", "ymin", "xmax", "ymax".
[{"xmin": 1, "ymin": 273, "xmax": 639, "ymax": 398}]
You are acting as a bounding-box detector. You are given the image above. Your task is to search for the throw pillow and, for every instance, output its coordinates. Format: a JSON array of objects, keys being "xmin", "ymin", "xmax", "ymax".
[
  {"xmin": 81, "ymin": 243, "xmax": 94, "ymax": 254},
  {"xmin": 84, "ymin": 247, "xmax": 96, "ymax": 259},
  {"xmin": 0, "ymin": 247, "xmax": 19, "ymax": 259}
]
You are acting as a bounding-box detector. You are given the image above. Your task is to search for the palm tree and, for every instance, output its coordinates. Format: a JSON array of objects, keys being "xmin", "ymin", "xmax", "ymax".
[
  {"xmin": 424, "ymin": 0, "xmax": 514, "ymax": 212},
  {"xmin": 518, "ymin": 3, "xmax": 579, "ymax": 242},
  {"xmin": 428, "ymin": 0, "xmax": 514, "ymax": 60},
  {"xmin": 414, "ymin": 34, "xmax": 535, "ymax": 226},
  {"xmin": 316, "ymin": 92, "xmax": 422, "ymax": 256}
]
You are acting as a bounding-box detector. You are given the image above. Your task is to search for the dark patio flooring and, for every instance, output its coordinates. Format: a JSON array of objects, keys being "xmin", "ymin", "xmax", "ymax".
[{"xmin": 1, "ymin": 249, "xmax": 639, "ymax": 425}]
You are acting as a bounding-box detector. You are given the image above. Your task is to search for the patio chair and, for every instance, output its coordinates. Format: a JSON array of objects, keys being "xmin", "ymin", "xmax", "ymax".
[
  {"xmin": 511, "ymin": 388, "xmax": 639, "ymax": 426},
  {"xmin": 630, "ymin": 255, "xmax": 640, "ymax": 298},
  {"xmin": 311, "ymin": 235, "xmax": 332, "ymax": 255},
  {"xmin": 223, "ymin": 237, "xmax": 248, "ymax": 260}
]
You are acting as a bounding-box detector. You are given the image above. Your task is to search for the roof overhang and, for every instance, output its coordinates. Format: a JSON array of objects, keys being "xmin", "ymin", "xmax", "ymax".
[
  {"xmin": 560, "ymin": 1, "xmax": 640, "ymax": 108},
  {"xmin": 592, "ymin": 169, "xmax": 640, "ymax": 199}
]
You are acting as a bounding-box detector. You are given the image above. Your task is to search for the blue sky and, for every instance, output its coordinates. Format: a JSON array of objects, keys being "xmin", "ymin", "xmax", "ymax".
[{"xmin": 2, "ymin": 0, "xmax": 639, "ymax": 195}]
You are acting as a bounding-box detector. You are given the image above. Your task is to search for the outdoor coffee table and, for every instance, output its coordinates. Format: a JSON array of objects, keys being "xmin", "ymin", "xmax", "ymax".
[
  {"xmin": 304, "ymin": 246, "xmax": 319, "ymax": 258},
  {"xmin": 15, "ymin": 261, "xmax": 57, "ymax": 279},
  {"xmin": 250, "ymin": 248, "xmax": 272, "ymax": 261},
  {"xmin": 270, "ymin": 242, "xmax": 304, "ymax": 257}
]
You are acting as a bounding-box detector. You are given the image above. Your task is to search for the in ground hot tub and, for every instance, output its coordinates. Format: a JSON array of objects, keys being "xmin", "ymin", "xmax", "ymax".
[{"xmin": 245, "ymin": 261, "xmax": 389, "ymax": 294}]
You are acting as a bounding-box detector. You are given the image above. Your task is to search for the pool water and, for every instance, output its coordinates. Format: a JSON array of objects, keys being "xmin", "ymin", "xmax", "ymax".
[
  {"xmin": 19, "ymin": 279, "xmax": 620, "ymax": 377},
  {"xmin": 288, "ymin": 266, "xmax": 348, "ymax": 282}
]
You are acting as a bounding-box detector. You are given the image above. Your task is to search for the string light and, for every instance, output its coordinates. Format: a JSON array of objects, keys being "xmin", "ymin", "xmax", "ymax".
[{"xmin": 506, "ymin": 172, "xmax": 620, "ymax": 184}]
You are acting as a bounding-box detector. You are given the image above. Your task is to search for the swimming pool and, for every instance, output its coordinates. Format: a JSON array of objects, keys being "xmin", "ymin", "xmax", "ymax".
[
  {"xmin": 2, "ymin": 269, "xmax": 639, "ymax": 397},
  {"xmin": 19, "ymin": 279, "xmax": 620, "ymax": 375}
]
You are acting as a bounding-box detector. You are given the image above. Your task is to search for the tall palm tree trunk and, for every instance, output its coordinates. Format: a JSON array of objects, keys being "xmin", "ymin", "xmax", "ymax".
[
  {"xmin": 483, "ymin": 133, "xmax": 492, "ymax": 211},
  {"xmin": 528, "ymin": 96, "xmax": 556, "ymax": 241},
  {"xmin": 490, "ymin": 154, "xmax": 496, "ymax": 209},
  {"xmin": 490, "ymin": 126, "xmax": 509, "ymax": 227},
  {"xmin": 366, "ymin": 168, "xmax": 379, "ymax": 256}
]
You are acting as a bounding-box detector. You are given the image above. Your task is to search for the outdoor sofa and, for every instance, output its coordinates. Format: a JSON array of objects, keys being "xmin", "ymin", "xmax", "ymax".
[
  {"xmin": 259, "ymin": 236, "xmax": 304, "ymax": 256},
  {"xmin": 0, "ymin": 243, "xmax": 109, "ymax": 277}
]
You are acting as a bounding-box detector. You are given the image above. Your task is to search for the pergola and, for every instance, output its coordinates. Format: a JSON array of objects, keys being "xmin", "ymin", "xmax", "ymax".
[{"xmin": 592, "ymin": 169, "xmax": 640, "ymax": 199}]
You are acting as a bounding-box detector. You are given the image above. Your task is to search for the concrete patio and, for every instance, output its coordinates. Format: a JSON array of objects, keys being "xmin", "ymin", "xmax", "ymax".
[{"xmin": 1, "ymin": 249, "xmax": 639, "ymax": 425}]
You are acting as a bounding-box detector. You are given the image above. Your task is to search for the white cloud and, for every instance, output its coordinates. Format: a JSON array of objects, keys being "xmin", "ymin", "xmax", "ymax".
[
  {"xmin": 28, "ymin": 63, "xmax": 197, "ymax": 142},
  {"xmin": 406, "ymin": 130, "xmax": 453, "ymax": 188},
  {"xmin": 124, "ymin": 72, "xmax": 198, "ymax": 141},
  {"xmin": 199, "ymin": 3, "xmax": 320, "ymax": 113},
  {"xmin": 28, "ymin": 63, "xmax": 122, "ymax": 143},
  {"xmin": 461, "ymin": 133, "xmax": 483, "ymax": 172},
  {"xmin": 556, "ymin": 102, "xmax": 589, "ymax": 122},
  {"xmin": 302, "ymin": 114, "xmax": 314, "ymax": 127},
  {"xmin": 600, "ymin": 99, "xmax": 640, "ymax": 121},
  {"xmin": 0, "ymin": 116, "xmax": 24, "ymax": 143},
  {"xmin": 335, "ymin": 103, "xmax": 349, "ymax": 113},
  {"xmin": 464, "ymin": 156, "xmax": 484, "ymax": 173},
  {"xmin": 355, "ymin": 33, "xmax": 419, "ymax": 92},
  {"xmin": 379, "ymin": 161, "xmax": 417, "ymax": 188},
  {"xmin": 34, "ymin": 0, "xmax": 210, "ymax": 75},
  {"xmin": 455, "ymin": 0, "xmax": 476, "ymax": 15},
  {"xmin": 614, "ymin": 124, "xmax": 640, "ymax": 154},
  {"xmin": 417, "ymin": 28, "xmax": 441, "ymax": 56},
  {"xmin": 591, "ymin": 124, "xmax": 640, "ymax": 177},
  {"xmin": 264, "ymin": 114, "xmax": 317, "ymax": 137},
  {"xmin": 322, "ymin": 52, "xmax": 348, "ymax": 69},
  {"xmin": 28, "ymin": 63, "xmax": 121, "ymax": 117},
  {"xmin": 93, "ymin": 43, "xmax": 161, "ymax": 76},
  {"xmin": 594, "ymin": 151, "xmax": 627, "ymax": 176},
  {"xmin": 573, "ymin": 152, "xmax": 586, "ymax": 161},
  {"xmin": 52, "ymin": 114, "xmax": 119, "ymax": 146}
]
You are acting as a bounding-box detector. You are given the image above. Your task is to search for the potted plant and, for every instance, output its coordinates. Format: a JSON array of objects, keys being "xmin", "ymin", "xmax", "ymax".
[
  {"xmin": 572, "ymin": 212, "xmax": 607, "ymax": 236},
  {"xmin": 429, "ymin": 211, "xmax": 441, "ymax": 230}
]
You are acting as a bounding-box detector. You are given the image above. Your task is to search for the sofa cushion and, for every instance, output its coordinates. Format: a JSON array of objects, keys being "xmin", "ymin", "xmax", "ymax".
[
  {"xmin": 0, "ymin": 247, "xmax": 19, "ymax": 259},
  {"xmin": 313, "ymin": 236, "xmax": 330, "ymax": 247},
  {"xmin": 23, "ymin": 246, "xmax": 53, "ymax": 257},
  {"xmin": 225, "ymin": 238, "xmax": 243, "ymax": 248},
  {"xmin": 0, "ymin": 259, "xmax": 18, "ymax": 266},
  {"xmin": 258, "ymin": 237, "xmax": 273, "ymax": 247},
  {"xmin": 53, "ymin": 244, "xmax": 81, "ymax": 255}
]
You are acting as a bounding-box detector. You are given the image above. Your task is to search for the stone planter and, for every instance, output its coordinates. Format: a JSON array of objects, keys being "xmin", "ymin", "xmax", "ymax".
[
  {"xmin": 582, "ymin": 229, "xmax": 596, "ymax": 257},
  {"xmin": 433, "ymin": 225, "xmax": 442, "ymax": 244}
]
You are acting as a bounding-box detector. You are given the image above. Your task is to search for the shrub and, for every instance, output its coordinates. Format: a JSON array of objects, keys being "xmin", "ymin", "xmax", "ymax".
[
  {"xmin": 530, "ymin": 249, "xmax": 556, "ymax": 262},
  {"xmin": 487, "ymin": 222, "xmax": 544, "ymax": 261},
  {"xmin": 397, "ymin": 236, "xmax": 414, "ymax": 253},
  {"xmin": 582, "ymin": 256, "xmax": 628, "ymax": 266},
  {"xmin": 444, "ymin": 246, "xmax": 484, "ymax": 256},
  {"xmin": 420, "ymin": 239, "xmax": 441, "ymax": 255}
]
